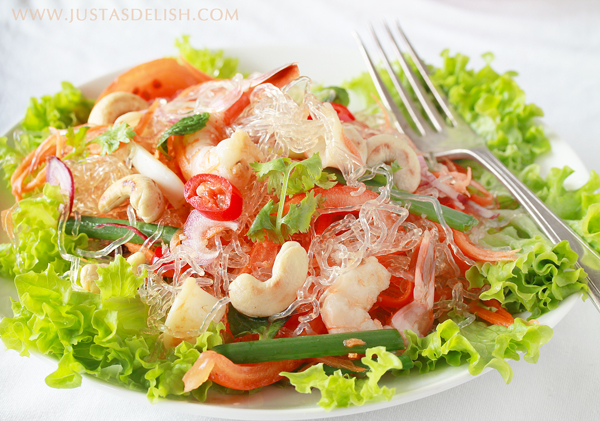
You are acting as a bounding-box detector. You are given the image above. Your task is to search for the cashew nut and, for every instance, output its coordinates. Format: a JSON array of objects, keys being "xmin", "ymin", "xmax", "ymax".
[
  {"xmin": 228, "ymin": 241, "xmax": 309, "ymax": 317},
  {"xmin": 366, "ymin": 134, "xmax": 421, "ymax": 193},
  {"xmin": 88, "ymin": 92, "xmax": 148, "ymax": 125},
  {"xmin": 164, "ymin": 277, "xmax": 226, "ymax": 348},
  {"xmin": 98, "ymin": 174, "xmax": 166, "ymax": 223},
  {"xmin": 114, "ymin": 110, "xmax": 145, "ymax": 127},
  {"xmin": 80, "ymin": 263, "xmax": 107, "ymax": 294}
]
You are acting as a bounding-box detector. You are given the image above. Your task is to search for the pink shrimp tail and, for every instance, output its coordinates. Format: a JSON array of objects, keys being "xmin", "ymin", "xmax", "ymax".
[{"xmin": 391, "ymin": 230, "xmax": 436, "ymax": 337}]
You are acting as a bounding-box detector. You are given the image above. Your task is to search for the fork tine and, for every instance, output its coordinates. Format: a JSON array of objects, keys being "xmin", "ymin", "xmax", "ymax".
[
  {"xmin": 368, "ymin": 24, "xmax": 427, "ymax": 136},
  {"xmin": 382, "ymin": 21, "xmax": 445, "ymax": 132},
  {"xmin": 353, "ymin": 31, "xmax": 416, "ymax": 138},
  {"xmin": 393, "ymin": 20, "xmax": 458, "ymax": 127}
]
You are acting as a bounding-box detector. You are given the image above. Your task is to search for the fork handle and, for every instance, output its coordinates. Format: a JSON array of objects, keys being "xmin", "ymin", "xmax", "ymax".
[{"xmin": 436, "ymin": 146, "xmax": 600, "ymax": 312}]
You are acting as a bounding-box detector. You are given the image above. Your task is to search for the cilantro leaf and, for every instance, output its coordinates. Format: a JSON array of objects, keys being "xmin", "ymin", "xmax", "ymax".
[
  {"xmin": 91, "ymin": 122, "xmax": 135, "ymax": 155},
  {"xmin": 63, "ymin": 126, "xmax": 89, "ymax": 160},
  {"xmin": 281, "ymin": 191, "xmax": 319, "ymax": 237},
  {"xmin": 286, "ymin": 154, "xmax": 336, "ymax": 195},
  {"xmin": 226, "ymin": 304, "xmax": 290, "ymax": 340},
  {"xmin": 157, "ymin": 113, "xmax": 210, "ymax": 157},
  {"xmin": 250, "ymin": 153, "xmax": 336, "ymax": 197},
  {"xmin": 250, "ymin": 158, "xmax": 288, "ymax": 195},
  {"xmin": 390, "ymin": 160, "xmax": 402, "ymax": 173},
  {"xmin": 249, "ymin": 153, "xmax": 336, "ymax": 243},
  {"xmin": 247, "ymin": 200, "xmax": 277, "ymax": 242}
]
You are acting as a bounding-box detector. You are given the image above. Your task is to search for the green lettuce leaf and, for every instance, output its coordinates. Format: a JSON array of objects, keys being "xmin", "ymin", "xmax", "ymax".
[
  {"xmin": 22, "ymin": 82, "xmax": 94, "ymax": 132},
  {"xmin": 404, "ymin": 318, "xmax": 553, "ymax": 383},
  {"xmin": 175, "ymin": 35, "xmax": 238, "ymax": 79},
  {"xmin": 466, "ymin": 213, "xmax": 588, "ymax": 318},
  {"xmin": 144, "ymin": 323, "xmax": 224, "ymax": 402},
  {"xmin": 429, "ymin": 51, "xmax": 550, "ymax": 172},
  {"xmin": 0, "ymin": 83, "xmax": 93, "ymax": 187},
  {"xmin": 6, "ymin": 184, "xmax": 88, "ymax": 276},
  {"xmin": 0, "ymin": 256, "xmax": 223, "ymax": 401},
  {"xmin": 281, "ymin": 346, "xmax": 408, "ymax": 411},
  {"xmin": 520, "ymin": 164, "xmax": 600, "ymax": 251},
  {"xmin": 95, "ymin": 255, "xmax": 147, "ymax": 301}
]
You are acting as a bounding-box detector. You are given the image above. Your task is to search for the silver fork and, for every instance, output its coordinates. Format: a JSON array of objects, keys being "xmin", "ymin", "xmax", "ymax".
[{"xmin": 355, "ymin": 21, "xmax": 600, "ymax": 312}]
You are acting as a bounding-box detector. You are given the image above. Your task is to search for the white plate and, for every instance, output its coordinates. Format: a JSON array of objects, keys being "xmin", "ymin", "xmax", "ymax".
[{"xmin": 0, "ymin": 46, "xmax": 585, "ymax": 420}]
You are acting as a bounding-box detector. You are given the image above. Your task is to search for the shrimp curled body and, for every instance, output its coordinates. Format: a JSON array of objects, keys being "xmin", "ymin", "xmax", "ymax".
[
  {"xmin": 321, "ymin": 257, "xmax": 391, "ymax": 334},
  {"xmin": 391, "ymin": 230, "xmax": 436, "ymax": 337},
  {"xmin": 176, "ymin": 128, "xmax": 262, "ymax": 190}
]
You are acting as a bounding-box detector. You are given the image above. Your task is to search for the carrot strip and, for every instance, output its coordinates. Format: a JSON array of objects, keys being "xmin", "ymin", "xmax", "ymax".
[
  {"xmin": 11, "ymin": 133, "xmax": 60, "ymax": 200},
  {"xmin": 468, "ymin": 179, "xmax": 495, "ymax": 207},
  {"xmin": 469, "ymin": 301, "xmax": 514, "ymax": 327},
  {"xmin": 23, "ymin": 166, "xmax": 47, "ymax": 192},
  {"xmin": 124, "ymin": 242, "xmax": 155, "ymax": 263},
  {"xmin": 452, "ymin": 229, "xmax": 519, "ymax": 262}
]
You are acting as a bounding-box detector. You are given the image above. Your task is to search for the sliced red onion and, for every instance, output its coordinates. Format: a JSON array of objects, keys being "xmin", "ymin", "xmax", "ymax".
[
  {"xmin": 466, "ymin": 200, "xmax": 499, "ymax": 219},
  {"xmin": 182, "ymin": 210, "xmax": 239, "ymax": 265},
  {"xmin": 418, "ymin": 155, "xmax": 464, "ymax": 208},
  {"xmin": 94, "ymin": 223, "xmax": 150, "ymax": 241},
  {"xmin": 46, "ymin": 155, "xmax": 74, "ymax": 214}
]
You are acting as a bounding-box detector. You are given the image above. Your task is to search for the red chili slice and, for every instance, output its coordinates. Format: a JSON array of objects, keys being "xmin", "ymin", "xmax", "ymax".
[
  {"xmin": 330, "ymin": 102, "xmax": 356, "ymax": 122},
  {"xmin": 184, "ymin": 174, "xmax": 243, "ymax": 221}
]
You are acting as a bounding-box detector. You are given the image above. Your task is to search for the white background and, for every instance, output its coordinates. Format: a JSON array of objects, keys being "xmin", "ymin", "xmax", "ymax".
[{"xmin": 1, "ymin": 0, "xmax": 600, "ymax": 420}]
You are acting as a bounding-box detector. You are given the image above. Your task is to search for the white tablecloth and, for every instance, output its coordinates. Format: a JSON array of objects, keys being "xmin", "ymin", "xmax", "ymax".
[{"xmin": 1, "ymin": 0, "xmax": 600, "ymax": 420}]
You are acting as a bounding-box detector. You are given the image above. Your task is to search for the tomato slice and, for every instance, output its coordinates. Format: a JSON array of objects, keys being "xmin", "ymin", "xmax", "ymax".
[
  {"xmin": 97, "ymin": 57, "xmax": 213, "ymax": 101},
  {"xmin": 377, "ymin": 276, "xmax": 414, "ymax": 309},
  {"xmin": 285, "ymin": 185, "xmax": 378, "ymax": 213},
  {"xmin": 184, "ymin": 351, "xmax": 302, "ymax": 391},
  {"xmin": 276, "ymin": 314, "xmax": 328, "ymax": 338},
  {"xmin": 330, "ymin": 102, "xmax": 356, "ymax": 122},
  {"xmin": 184, "ymin": 174, "xmax": 243, "ymax": 221},
  {"xmin": 241, "ymin": 240, "xmax": 279, "ymax": 274}
]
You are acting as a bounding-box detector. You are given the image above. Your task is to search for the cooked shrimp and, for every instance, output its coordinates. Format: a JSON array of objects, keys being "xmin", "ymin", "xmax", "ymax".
[
  {"xmin": 321, "ymin": 257, "xmax": 391, "ymax": 334},
  {"xmin": 175, "ymin": 129, "xmax": 263, "ymax": 190},
  {"xmin": 391, "ymin": 230, "xmax": 436, "ymax": 337},
  {"xmin": 304, "ymin": 104, "xmax": 368, "ymax": 171},
  {"xmin": 174, "ymin": 64, "xmax": 299, "ymax": 184}
]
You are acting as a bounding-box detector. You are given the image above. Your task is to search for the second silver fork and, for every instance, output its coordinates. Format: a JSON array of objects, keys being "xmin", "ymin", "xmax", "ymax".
[{"xmin": 355, "ymin": 21, "xmax": 600, "ymax": 312}]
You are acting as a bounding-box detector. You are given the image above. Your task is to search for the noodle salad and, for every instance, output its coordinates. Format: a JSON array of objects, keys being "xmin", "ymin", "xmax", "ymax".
[{"xmin": 0, "ymin": 38, "xmax": 590, "ymax": 411}]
